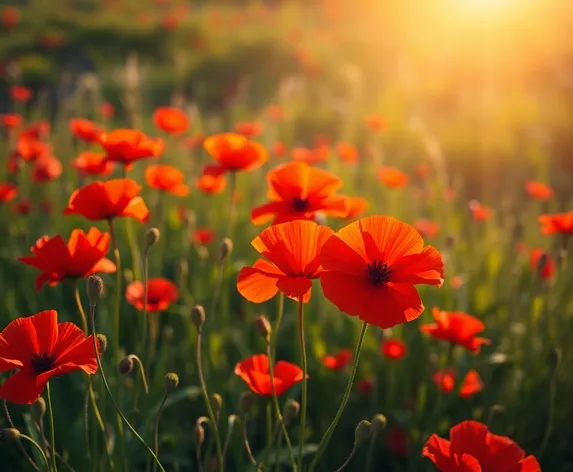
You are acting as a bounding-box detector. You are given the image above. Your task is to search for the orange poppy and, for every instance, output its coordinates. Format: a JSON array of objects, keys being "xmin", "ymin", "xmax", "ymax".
[
  {"xmin": 377, "ymin": 166, "xmax": 409, "ymax": 189},
  {"xmin": 153, "ymin": 106, "xmax": 189, "ymax": 134},
  {"xmin": 145, "ymin": 165, "xmax": 189, "ymax": 197},
  {"xmin": 234, "ymin": 121, "xmax": 261, "ymax": 138},
  {"xmin": 0, "ymin": 310, "xmax": 99, "ymax": 404},
  {"xmin": 525, "ymin": 181, "xmax": 553, "ymax": 200},
  {"xmin": 0, "ymin": 183, "xmax": 17, "ymax": 203},
  {"xmin": 12, "ymin": 199, "xmax": 31, "ymax": 215},
  {"xmin": 203, "ymin": 133, "xmax": 268, "ymax": 175},
  {"xmin": 69, "ymin": 119, "xmax": 104, "ymax": 144},
  {"xmin": 272, "ymin": 141, "xmax": 287, "ymax": 158},
  {"xmin": 267, "ymin": 105, "xmax": 284, "ymax": 121},
  {"xmin": 193, "ymin": 228, "xmax": 215, "ymax": 245},
  {"xmin": 21, "ymin": 121, "xmax": 50, "ymax": 140},
  {"xmin": 381, "ymin": 339, "xmax": 407, "ymax": 360},
  {"xmin": 365, "ymin": 114, "xmax": 385, "ymax": 131},
  {"xmin": 15, "ymin": 136, "xmax": 52, "ymax": 162},
  {"xmin": 433, "ymin": 369, "xmax": 483, "ymax": 398},
  {"xmin": 99, "ymin": 102, "xmax": 114, "ymax": 119},
  {"xmin": 234, "ymin": 353, "xmax": 306, "ymax": 396},
  {"xmin": 19, "ymin": 228, "xmax": 116, "ymax": 290},
  {"xmin": 72, "ymin": 152, "xmax": 115, "ymax": 177},
  {"xmin": 342, "ymin": 196, "xmax": 369, "ymax": 219},
  {"xmin": 251, "ymin": 161, "xmax": 348, "ymax": 225},
  {"xmin": 63, "ymin": 178, "xmax": 150, "ymax": 223},
  {"xmin": 322, "ymin": 349, "xmax": 352, "ymax": 370},
  {"xmin": 538, "ymin": 212, "xmax": 573, "ymax": 235},
  {"xmin": 10, "ymin": 85, "xmax": 32, "ymax": 103},
  {"xmin": 469, "ymin": 200, "xmax": 492, "ymax": 221},
  {"xmin": 336, "ymin": 142, "xmax": 358, "ymax": 163},
  {"xmin": 31, "ymin": 155, "xmax": 62, "ymax": 183},
  {"xmin": 237, "ymin": 220, "xmax": 334, "ymax": 303},
  {"xmin": 421, "ymin": 307, "xmax": 490, "ymax": 353},
  {"xmin": 99, "ymin": 129, "xmax": 164, "ymax": 166},
  {"xmin": 320, "ymin": 216, "xmax": 444, "ymax": 328},
  {"xmin": 414, "ymin": 219, "xmax": 439, "ymax": 239},
  {"xmin": 196, "ymin": 165, "xmax": 227, "ymax": 194},
  {"xmin": 0, "ymin": 113, "xmax": 23, "ymax": 129},
  {"xmin": 291, "ymin": 146, "xmax": 328, "ymax": 165},
  {"xmin": 450, "ymin": 276, "xmax": 464, "ymax": 289},
  {"xmin": 182, "ymin": 133, "xmax": 204, "ymax": 151},
  {"xmin": 530, "ymin": 249, "xmax": 554, "ymax": 279},
  {"xmin": 125, "ymin": 278, "xmax": 179, "ymax": 312}
]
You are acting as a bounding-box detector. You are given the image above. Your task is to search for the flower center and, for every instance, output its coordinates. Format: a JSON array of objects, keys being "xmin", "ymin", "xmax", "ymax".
[
  {"xmin": 30, "ymin": 351, "xmax": 56, "ymax": 374},
  {"xmin": 366, "ymin": 260, "xmax": 393, "ymax": 285},
  {"xmin": 292, "ymin": 197, "xmax": 309, "ymax": 212}
]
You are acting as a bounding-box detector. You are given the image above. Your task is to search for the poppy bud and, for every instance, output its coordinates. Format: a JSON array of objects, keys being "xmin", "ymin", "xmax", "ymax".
[
  {"xmin": 217, "ymin": 238, "xmax": 233, "ymax": 265},
  {"xmin": 239, "ymin": 391, "xmax": 256, "ymax": 416},
  {"xmin": 371, "ymin": 414, "xmax": 387, "ymax": 436},
  {"xmin": 195, "ymin": 422, "xmax": 205, "ymax": 445},
  {"xmin": 210, "ymin": 393, "xmax": 223, "ymax": 416},
  {"xmin": 191, "ymin": 305, "xmax": 206, "ymax": 330},
  {"xmin": 254, "ymin": 315, "xmax": 271, "ymax": 342},
  {"xmin": 31, "ymin": 398, "xmax": 46, "ymax": 423},
  {"xmin": 283, "ymin": 399, "xmax": 300, "ymax": 426},
  {"xmin": 0, "ymin": 428, "xmax": 20, "ymax": 442},
  {"xmin": 549, "ymin": 347, "xmax": 561, "ymax": 372},
  {"xmin": 86, "ymin": 275, "xmax": 104, "ymax": 305},
  {"xmin": 145, "ymin": 227, "xmax": 160, "ymax": 249},
  {"xmin": 164, "ymin": 373, "xmax": 179, "ymax": 391},
  {"xmin": 119, "ymin": 355, "xmax": 135, "ymax": 375},
  {"xmin": 96, "ymin": 334, "xmax": 108, "ymax": 353},
  {"xmin": 354, "ymin": 420, "xmax": 372, "ymax": 447}
]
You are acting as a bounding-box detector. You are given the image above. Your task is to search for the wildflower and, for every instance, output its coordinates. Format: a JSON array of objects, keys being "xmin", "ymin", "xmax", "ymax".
[
  {"xmin": 11, "ymin": 199, "xmax": 31, "ymax": 215},
  {"xmin": 234, "ymin": 121, "xmax": 261, "ymax": 137},
  {"xmin": 336, "ymin": 142, "xmax": 359, "ymax": 163},
  {"xmin": 342, "ymin": 196, "xmax": 369, "ymax": 220},
  {"xmin": 99, "ymin": 129, "xmax": 164, "ymax": 167},
  {"xmin": 1, "ymin": 7, "xmax": 20, "ymax": 31},
  {"xmin": 145, "ymin": 164, "xmax": 189, "ymax": 196},
  {"xmin": 272, "ymin": 141, "xmax": 287, "ymax": 158},
  {"xmin": 320, "ymin": 215, "xmax": 444, "ymax": 328},
  {"xmin": 414, "ymin": 219, "xmax": 439, "ymax": 239},
  {"xmin": 0, "ymin": 114, "xmax": 23, "ymax": 129},
  {"xmin": 415, "ymin": 163, "xmax": 430, "ymax": 180},
  {"xmin": 377, "ymin": 166, "xmax": 409, "ymax": 189},
  {"xmin": 381, "ymin": 339, "xmax": 407, "ymax": 360},
  {"xmin": 538, "ymin": 212, "xmax": 573, "ymax": 235},
  {"xmin": 0, "ymin": 183, "xmax": 17, "ymax": 203},
  {"xmin": 469, "ymin": 200, "xmax": 492, "ymax": 221},
  {"xmin": 530, "ymin": 249, "xmax": 555, "ymax": 279},
  {"xmin": 322, "ymin": 349, "xmax": 352, "ymax": 370},
  {"xmin": 99, "ymin": 102, "xmax": 114, "ymax": 119},
  {"xmin": 203, "ymin": 133, "xmax": 268, "ymax": 175},
  {"xmin": 72, "ymin": 152, "xmax": 115, "ymax": 177},
  {"xmin": 357, "ymin": 376, "xmax": 373, "ymax": 394},
  {"xmin": 192, "ymin": 228, "xmax": 215, "ymax": 246},
  {"xmin": 525, "ymin": 181, "xmax": 553, "ymax": 200},
  {"xmin": 267, "ymin": 105, "xmax": 284, "ymax": 121},
  {"xmin": 15, "ymin": 135, "xmax": 52, "ymax": 162},
  {"xmin": 125, "ymin": 278, "xmax": 179, "ymax": 312},
  {"xmin": 433, "ymin": 369, "xmax": 483, "ymax": 398},
  {"xmin": 182, "ymin": 133, "xmax": 204, "ymax": 150},
  {"xmin": 291, "ymin": 146, "xmax": 328, "ymax": 165},
  {"xmin": 365, "ymin": 114, "xmax": 385, "ymax": 131},
  {"xmin": 31, "ymin": 155, "xmax": 62, "ymax": 183},
  {"xmin": 69, "ymin": 119, "xmax": 104, "ymax": 144},
  {"xmin": 10, "ymin": 85, "xmax": 32, "ymax": 103},
  {"xmin": 153, "ymin": 107, "xmax": 189, "ymax": 134},
  {"xmin": 196, "ymin": 165, "xmax": 227, "ymax": 194},
  {"xmin": 0, "ymin": 310, "xmax": 99, "ymax": 404}
]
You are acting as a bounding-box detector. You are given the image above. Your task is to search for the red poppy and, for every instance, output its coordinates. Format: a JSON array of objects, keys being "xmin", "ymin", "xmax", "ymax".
[
  {"xmin": 530, "ymin": 249, "xmax": 554, "ymax": 279},
  {"xmin": 0, "ymin": 113, "xmax": 23, "ymax": 129},
  {"xmin": 421, "ymin": 308, "xmax": 490, "ymax": 353},
  {"xmin": 72, "ymin": 152, "xmax": 115, "ymax": 177},
  {"xmin": 291, "ymin": 146, "xmax": 328, "ymax": 165},
  {"xmin": 433, "ymin": 369, "xmax": 483, "ymax": 398},
  {"xmin": 234, "ymin": 354, "xmax": 306, "ymax": 396},
  {"xmin": 365, "ymin": 114, "xmax": 385, "ymax": 132},
  {"xmin": 196, "ymin": 166, "xmax": 227, "ymax": 195},
  {"xmin": 21, "ymin": 121, "xmax": 50, "ymax": 140},
  {"xmin": 182, "ymin": 133, "xmax": 204, "ymax": 151},
  {"xmin": 10, "ymin": 85, "xmax": 32, "ymax": 103},
  {"xmin": 0, "ymin": 183, "xmax": 17, "ymax": 203},
  {"xmin": 145, "ymin": 165, "xmax": 189, "ymax": 197},
  {"xmin": 203, "ymin": 133, "xmax": 268, "ymax": 175},
  {"xmin": 469, "ymin": 200, "xmax": 492, "ymax": 221},
  {"xmin": 322, "ymin": 349, "xmax": 352, "ymax": 370},
  {"xmin": 538, "ymin": 212, "xmax": 573, "ymax": 235},
  {"xmin": 320, "ymin": 216, "xmax": 444, "ymax": 329},
  {"xmin": 272, "ymin": 141, "xmax": 287, "ymax": 158},
  {"xmin": 100, "ymin": 102, "xmax": 114, "ymax": 119},
  {"xmin": 31, "ymin": 155, "xmax": 62, "ymax": 183},
  {"xmin": 342, "ymin": 196, "xmax": 369, "ymax": 220},
  {"xmin": 193, "ymin": 228, "xmax": 215, "ymax": 245},
  {"xmin": 267, "ymin": 105, "xmax": 284, "ymax": 121},
  {"xmin": 0, "ymin": 310, "xmax": 99, "ymax": 404},
  {"xmin": 2, "ymin": 7, "xmax": 20, "ymax": 31},
  {"xmin": 378, "ymin": 166, "xmax": 409, "ymax": 189},
  {"xmin": 234, "ymin": 121, "xmax": 261, "ymax": 137},
  {"xmin": 153, "ymin": 107, "xmax": 189, "ymax": 134},
  {"xmin": 414, "ymin": 219, "xmax": 439, "ymax": 239},
  {"xmin": 63, "ymin": 179, "xmax": 150, "ymax": 223},
  {"xmin": 99, "ymin": 129, "xmax": 164, "ymax": 167},
  {"xmin": 381, "ymin": 339, "xmax": 407, "ymax": 360},
  {"xmin": 125, "ymin": 278, "xmax": 179, "ymax": 312},
  {"xmin": 237, "ymin": 220, "xmax": 334, "ymax": 303},
  {"xmin": 451, "ymin": 276, "xmax": 464, "ymax": 289},
  {"xmin": 12, "ymin": 199, "xmax": 31, "ymax": 215},
  {"xmin": 357, "ymin": 376, "xmax": 374, "ymax": 394},
  {"xmin": 19, "ymin": 228, "xmax": 116, "ymax": 290},
  {"xmin": 69, "ymin": 119, "xmax": 104, "ymax": 144},
  {"xmin": 525, "ymin": 181, "xmax": 553, "ymax": 200},
  {"xmin": 336, "ymin": 142, "xmax": 358, "ymax": 163},
  {"xmin": 251, "ymin": 161, "xmax": 348, "ymax": 225},
  {"xmin": 16, "ymin": 136, "xmax": 52, "ymax": 162},
  {"xmin": 387, "ymin": 427, "xmax": 409, "ymax": 457},
  {"xmin": 423, "ymin": 420, "xmax": 541, "ymax": 472},
  {"xmin": 161, "ymin": 13, "xmax": 178, "ymax": 30}
]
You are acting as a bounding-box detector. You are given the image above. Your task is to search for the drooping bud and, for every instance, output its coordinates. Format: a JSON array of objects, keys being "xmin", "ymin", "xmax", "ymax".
[
  {"xmin": 371, "ymin": 414, "xmax": 387, "ymax": 436},
  {"xmin": 191, "ymin": 305, "xmax": 206, "ymax": 330},
  {"xmin": 549, "ymin": 347, "xmax": 561, "ymax": 372},
  {"xmin": 96, "ymin": 334, "xmax": 108, "ymax": 353},
  {"xmin": 0, "ymin": 428, "xmax": 20, "ymax": 442},
  {"xmin": 164, "ymin": 373, "xmax": 179, "ymax": 391},
  {"xmin": 30, "ymin": 398, "xmax": 46, "ymax": 423},
  {"xmin": 210, "ymin": 393, "xmax": 223, "ymax": 417},
  {"xmin": 194, "ymin": 422, "xmax": 205, "ymax": 446},
  {"xmin": 283, "ymin": 399, "xmax": 300, "ymax": 426},
  {"xmin": 354, "ymin": 420, "xmax": 372, "ymax": 447},
  {"xmin": 118, "ymin": 355, "xmax": 135, "ymax": 375},
  {"xmin": 217, "ymin": 238, "xmax": 233, "ymax": 265},
  {"xmin": 239, "ymin": 391, "xmax": 256, "ymax": 416},
  {"xmin": 254, "ymin": 315, "xmax": 271, "ymax": 342},
  {"xmin": 86, "ymin": 275, "xmax": 104, "ymax": 305},
  {"xmin": 145, "ymin": 227, "xmax": 160, "ymax": 249}
]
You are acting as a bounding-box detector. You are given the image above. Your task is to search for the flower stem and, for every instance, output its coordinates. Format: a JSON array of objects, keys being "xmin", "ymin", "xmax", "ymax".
[
  {"xmin": 153, "ymin": 389, "xmax": 169, "ymax": 471},
  {"xmin": 309, "ymin": 321, "xmax": 369, "ymax": 472},
  {"xmin": 45, "ymin": 382, "xmax": 57, "ymax": 472},
  {"xmin": 265, "ymin": 401, "xmax": 272, "ymax": 467},
  {"xmin": 88, "ymin": 381, "xmax": 114, "ymax": 470},
  {"xmin": 242, "ymin": 414, "xmax": 262, "ymax": 472},
  {"xmin": 297, "ymin": 297, "xmax": 307, "ymax": 471},
  {"xmin": 225, "ymin": 171, "xmax": 237, "ymax": 239},
  {"xmin": 5, "ymin": 401, "xmax": 39, "ymax": 471},
  {"xmin": 73, "ymin": 281, "xmax": 88, "ymax": 334},
  {"xmin": 334, "ymin": 447, "xmax": 358, "ymax": 472},
  {"xmin": 20, "ymin": 434, "xmax": 51, "ymax": 472},
  {"xmin": 271, "ymin": 293, "xmax": 284, "ymax": 362},
  {"xmin": 107, "ymin": 218, "xmax": 121, "ymax": 362},
  {"xmin": 142, "ymin": 248, "xmax": 150, "ymax": 366}
]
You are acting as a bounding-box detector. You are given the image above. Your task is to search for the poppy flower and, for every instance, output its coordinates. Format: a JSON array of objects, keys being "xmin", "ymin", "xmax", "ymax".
[
  {"xmin": 291, "ymin": 146, "xmax": 328, "ymax": 165},
  {"xmin": 342, "ymin": 196, "xmax": 369, "ymax": 220},
  {"xmin": 153, "ymin": 107, "xmax": 189, "ymax": 134},
  {"xmin": 234, "ymin": 353, "xmax": 306, "ymax": 396},
  {"xmin": 63, "ymin": 178, "xmax": 150, "ymax": 223},
  {"xmin": 444, "ymin": 188, "xmax": 456, "ymax": 201},
  {"xmin": 469, "ymin": 200, "xmax": 492, "ymax": 221},
  {"xmin": 357, "ymin": 376, "xmax": 374, "ymax": 394},
  {"xmin": 19, "ymin": 228, "xmax": 116, "ymax": 290},
  {"xmin": 377, "ymin": 166, "xmax": 409, "ymax": 189},
  {"xmin": 196, "ymin": 166, "xmax": 227, "ymax": 195},
  {"xmin": 415, "ymin": 163, "xmax": 430, "ymax": 180},
  {"xmin": 0, "ymin": 183, "xmax": 17, "ymax": 203},
  {"xmin": 69, "ymin": 119, "xmax": 104, "ymax": 144},
  {"xmin": 272, "ymin": 141, "xmax": 287, "ymax": 158},
  {"xmin": 125, "ymin": 278, "xmax": 179, "ymax": 312},
  {"xmin": 99, "ymin": 129, "xmax": 164, "ymax": 167},
  {"xmin": 365, "ymin": 114, "xmax": 385, "ymax": 132},
  {"xmin": 203, "ymin": 133, "xmax": 268, "ymax": 175},
  {"xmin": 16, "ymin": 136, "xmax": 52, "ymax": 162},
  {"xmin": 387, "ymin": 427, "xmax": 409, "ymax": 457},
  {"xmin": 12, "ymin": 199, "xmax": 31, "ymax": 215},
  {"xmin": 2, "ymin": 7, "xmax": 20, "ymax": 31},
  {"xmin": 421, "ymin": 308, "xmax": 490, "ymax": 353},
  {"xmin": 322, "ymin": 349, "xmax": 352, "ymax": 370},
  {"xmin": 193, "ymin": 228, "xmax": 215, "ymax": 245},
  {"xmin": 381, "ymin": 339, "xmax": 407, "ymax": 360},
  {"xmin": 451, "ymin": 276, "xmax": 464, "ymax": 289},
  {"xmin": 21, "ymin": 121, "xmax": 50, "ymax": 140},
  {"xmin": 72, "ymin": 152, "xmax": 114, "ymax": 177},
  {"xmin": 525, "ymin": 181, "xmax": 553, "ymax": 200},
  {"xmin": 251, "ymin": 161, "xmax": 348, "ymax": 225},
  {"xmin": 10, "ymin": 85, "xmax": 32, "ymax": 103},
  {"xmin": 538, "ymin": 212, "xmax": 573, "ymax": 235},
  {"xmin": 237, "ymin": 220, "xmax": 334, "ymax": 303},
  {"xmin": 0, "ymin": 310, "xmax": 99, "ymax": 404},
  {"xmin": 267, "ymin": 105, "xmax": 284, "ymax": 121},
  {"xmin": 414, "ymin": 219, "xmax": 439, "ymax": 239},
  {"xmin": 530, "ymin": 249, "xmax": 554, "ymax": 279},
  {"xmin": 234, "ymin": 121, "xmax": 261, "ymax": 137},
  {"xmin": 0, "ymin": 113, "xmax": 23, "ymax": 129},
  {"xmin": 145, "ymin": 165, "xmax": 189, "ymax": 197},
  {"xmin": 433, "ymin": 369, "xmax": 483, "ymax": 398},
  {"xmin": 336, "ymin": 142, "xmax": 358, "ymax": 163},
  {"xmin": 31, "ymin": 155, "xmax": 62, "ymax": 183},
  {"xmin": 423, "ymin": 420, "xmax": 541, "ymax": 472},
  {"xmin": 320, "ymin": 215, "xmax": 444, "ymax": 329},
  {"xmin": 100, "ymin": 102, "xmax": 114, "ymax": 119},
  {"xmin": 182, "ymin": 133, "xmax": 204, "ymax": 151}
]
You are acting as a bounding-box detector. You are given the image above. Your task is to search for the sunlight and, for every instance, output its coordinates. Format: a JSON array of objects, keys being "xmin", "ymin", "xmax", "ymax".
[{"xmin": 452, "ymin": 0, "xmax": 522, "ymax": 18}]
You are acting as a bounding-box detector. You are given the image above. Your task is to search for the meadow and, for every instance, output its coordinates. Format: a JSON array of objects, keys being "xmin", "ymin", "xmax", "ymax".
[{"xmin": 1, "ymin": 0, "xmax": 573, "ymax": 471}]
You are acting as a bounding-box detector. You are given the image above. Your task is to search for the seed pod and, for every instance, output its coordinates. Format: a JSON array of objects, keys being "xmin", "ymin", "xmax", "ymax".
[
  {"xmin": 86, "ymin": 275, "xmax": 104, "ymax": 304},
  {"xmin": 119, "ymin": 356, "xmax": 134, "ymax": 375}
]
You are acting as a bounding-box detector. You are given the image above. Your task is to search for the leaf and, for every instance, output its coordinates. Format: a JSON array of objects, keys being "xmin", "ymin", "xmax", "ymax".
[{"xmin": 252, "ymin": 444, "xmax": 318, "ymax": 471}]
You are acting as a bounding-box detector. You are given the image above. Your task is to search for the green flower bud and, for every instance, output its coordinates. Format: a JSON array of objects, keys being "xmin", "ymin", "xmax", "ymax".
[
  {"xmin": 239, "ymin": 391, "xmax": 256, "ymax": 416},
  {"xmin": 191, "ymin": 305, "xmax": 206, "ymax": 330},
  {"xmin": 371, "ymin": 414, "xmax": 387, "ymax": 436},
  {"xmin": 195, "ymin": 422, "xmax": 205, "ymax": 445},
  {"xmin": 354, "ymin": 420, "xmax": 372, "ymax": 447},
  {"xmin": 96, "ymin": 334, "xmax": 108, "ymax": 354},
  {"xmin": 0, "ymin": 428, "xmax": 20, "ymax": 442},
  {"xmin": 217, "ymin": 238, "xmax": 233, "ymax": 265},
  {"xmin": 30, "ymin": 397, "xmax": 46, "ymax": 423},
  {"xmin": 210, "ymin": 393, "xmax": 223, "ymax": 416},
  {"xmin": 86, "ymin": 275, "xmax": 104, "ymax": 305},
  {"xmin": 283, "ymin": 399, "xmax": 300, "ymax": 426},
  {"xmin": 145, "ymin": 228, "xmax": 160, "ymax": 249},
  {"xmin": 118, "ymin": 356, "xmax": 134, "ymax": 375},
  {"xmin": 164, "ymin": 373, "xmax": 179, "ymax": 391}
]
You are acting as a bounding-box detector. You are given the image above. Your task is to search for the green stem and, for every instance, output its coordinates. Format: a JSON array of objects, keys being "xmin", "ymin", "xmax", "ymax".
[
  {"xmin": 45, "ymin": 383, "xmax": 57, "ymax": 472},
  {"xmin": 73, "ymin": 281, "xmax": 88, "ymax": 334},
  {"xmin": 20, "ymin": 434, "xmax": 51, "ymax": 472},
  {"xmin": 83, "ymin": 381, "xmax": 92, "ymax": 470},
  {"xmin": 297, "ymin": 298, "xmax": 307, "ymax": 471},
  {"xmin": 89, "ymin": 304, "xmax": 166, "ymax": 472},
  {"xmin": 365, "ymin": 435, "xmax": 375, "ymax": 472},
  {"xmin": 142, "ymin": 249, "xmax": 149, "ymax": 366},
  {"xmin": 88, "ymin": 382, "xmax": 114, "ymax": 470},
  {"xmin": 242, "ymin": 414, "xmax": 262, "ymax": 472},
  {"xmin": 107, "ymin": 219, "xmax": 121, "ymax": 362},
  {"xmin": 309, "ymin": 322, "xmax": 369, "ymax": 472},
  {"xmin": 265, "ymin": 401, "xmax": 272, "ymax": 467},
  {"xmin": 539, "ymin": 369, "xmax": 557, "ymax": 456},
  {"xmin": 153, "ymin": 390, "xmax": 169, "ymax": 471},
  {"xmin": 334, "ymin": 447, "xmax": 357, "ymax": 472},
  {"xmin": 225, "ymin": 171, "xmax": 237, "ymax": 239},
  {"xmin": 271, "ymin": 293, "xmax": 284, "ymax": 362}
]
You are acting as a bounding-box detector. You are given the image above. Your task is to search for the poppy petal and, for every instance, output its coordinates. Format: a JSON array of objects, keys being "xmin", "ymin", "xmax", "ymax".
[
  {"xmin": 390, "ymin": 245, "xmax": 444, "ymax": 287},
  {"xmin": 237, "ymin": 263, "xmax": 281, "ymax": 303},
  {"xmin": 0, "ymin": 371, "xmax": 47, "ymax": 405},
  {"xmin": 422, "ymin": 434, "xmax": 455, "ymax": 470},
  {"xmin": 275, "ymin": 277, "xmax": 312, "ymax": 302},
  {"xmin": 251, "ymin": 201, "xmax": 287, "ymax": 225},
  {"xmin": 320, "ymin": 228, "xmax": 368, "ymax": 276},
  {"xmin": 119, "ymin": 196, "xmax": 150, "ymax": 222},
  {"xmin": 89, "ymin": 258, "xmax": 117, "ymax": 274},
  {"xmin": 52, "ymin": 322, "xmax": 92, "ymax": 362},
  {"xmin": 510, "ymin": 456, "xmax": 542, "ymax": 472}
]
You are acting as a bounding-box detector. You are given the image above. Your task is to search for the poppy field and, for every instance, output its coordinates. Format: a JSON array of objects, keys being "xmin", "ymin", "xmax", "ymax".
[{"xmin": 1, "ymin": 1, "xmax": 573, "ymax": 471}]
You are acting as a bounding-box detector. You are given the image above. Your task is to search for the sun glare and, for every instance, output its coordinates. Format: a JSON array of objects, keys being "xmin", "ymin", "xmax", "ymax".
[{"xmin": 453, "ymin": 0, "xmax": 519, "ymax": 17}]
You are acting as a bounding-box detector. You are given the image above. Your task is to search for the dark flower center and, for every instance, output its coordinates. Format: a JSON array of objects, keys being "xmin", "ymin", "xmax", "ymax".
[
  {"xmin": 30, "ymin": 351, "xmax": 56, "ymax": 374},
  {"xmin": 147, "ymin": 296, "xmax": 161, "ymax": 305},
  {"xmin": 292, "ymin": 197, "xmax": 309, "ymax": 212},
  {"xmin": 366, "ymin": 260, "xmax": 393, "ymax": 285}
]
